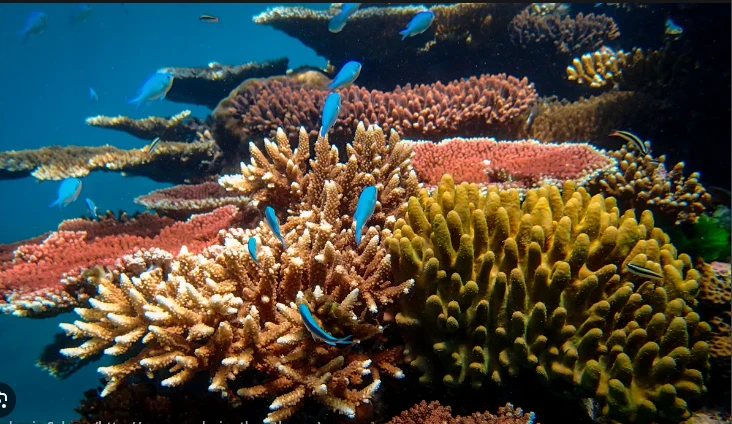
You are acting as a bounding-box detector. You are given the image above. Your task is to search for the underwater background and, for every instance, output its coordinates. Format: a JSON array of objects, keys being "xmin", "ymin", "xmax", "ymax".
[{"xmin": 0, "ymin": 2, "xmax": 729, "ymax": 424}]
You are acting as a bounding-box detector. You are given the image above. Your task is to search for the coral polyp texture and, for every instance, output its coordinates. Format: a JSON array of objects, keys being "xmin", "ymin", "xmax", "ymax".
[
  {"xmin": 0, "ymin": 139, "xmax": 221, "ymax": 184},
  {"xmin": 0, "ymin": 206, "xmax": 254, "ymax": 317},
  {"xmin": 386, "ymin": 400, "xmax": 536, "ymax": 424},
  {"xmin": 86, "ymin": 110, "xmax": 196, "ymax": 141},
  {"xmin": 387, "ymin": 174, "xmax": 710, "ymax": 423},
  {"xmin": 135, "ymin": 182, "xmax": 254, "ymax": 220},
  {"xmin": 218, "ymin": 121, "xmax": 420, "ymax": 223},
  {"xmin": 509, "ymin": 10, "xmax": 620, "ymax": 55},
  {"xmin": 159, "ymin": 57, "xmax": 289, "ymax": 109},
  {"xmin": 408, "ymin": 137, "xmax": 615, "ymax": 189},
  {"xmin": 212, "ymin": 72, "xmax": 537, "ymax": 156}
]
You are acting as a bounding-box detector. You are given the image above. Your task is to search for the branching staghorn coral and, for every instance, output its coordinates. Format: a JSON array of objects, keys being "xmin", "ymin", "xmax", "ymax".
[
  {"xmin": 566, "ymin": 42, "xmax": 698, "ymax": 94},
  {"xmin": 218, "ymin": 122, "xmax": 420, "ymax": 227},
  {"xmin": 56, "ymin": 122, "xmax": 419, "ymax": 422},
  {"xmin": 86, "ymin": 110, "xmax": 196, "ymax": 141},
  {"xmin": 386, "ymin": 400, "xmax": 536, "ymax": 424},
  {"xmin": 566, "ymin": 46, "xmax": 632, "ymax": 88},
  {"xmin": 387, "ymin": 174, "xmax": 710, "ymax": 423},
  {"xmin": 586, "ymin": 142, "xmax": 711, "ymax": 225}
]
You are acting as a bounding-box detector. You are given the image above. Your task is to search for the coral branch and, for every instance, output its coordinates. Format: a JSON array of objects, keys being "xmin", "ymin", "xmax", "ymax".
[
  {"xmin": 0, "ymin": 139, "xmax": 221, "ymax": 184},
  {"xmin": 135, "ymin": 182, "xmax": 255, "ymax": 220},
  {"xmin": 86, "ymin": 110, "xmax": 196, "ymax": 141},
  {"xmin": 160, "ymin": 57, "xmax": 290, "ymax": 109}
]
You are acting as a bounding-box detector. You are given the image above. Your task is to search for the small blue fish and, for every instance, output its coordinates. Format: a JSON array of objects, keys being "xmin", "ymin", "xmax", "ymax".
[
  {"xmin": 319, "ymin": 92, "xmax": 341, "ymax": 138},
  {"xmin": 49, "ymin": 178, "xmax": 82, "ymax": 208},
  {"xmin": 298, "ymin": 303, "xmax": 353, "ymax": 346},
  {"xmin": 85, "ymin": 198, "xmax": 98, "ymax": 219},
  {"xmin": 19, "ymin": 11, "xmax": 48, "ymax": 44},
  {"xmin": 327, "ymin": 61, "xmax": 362, "ymax": 92},
  {"xmin": 248, "ymin": 236, "xmax": 260, "ymax": 266},
  {"xmin": 89, "ymin": 87, "xmax": 99, "ymax": 102},
  {"xmin": 328, "ymin": 3, "xmax": 361, "ymax": 33},
  {"xmin": 665, "ymin": 18, "xmax": 683, "ymax": 36},
  {"xmin": 354, "ymin": 185, "xmax": 377, "ymax": 244},
  {"xmin": 127, "ymin": 72, "xmax": 174, "ymax": 109},
  {"xmin": 70, "ymin": 4, "xmax": 93, "ymax": 25},
  {"xmin": 399, "ymin": 10, "xmax": 435, "ymax": 40},
  {"xmin": 264, "ymin": 206, "xmax": 287, "ymax": 249}
]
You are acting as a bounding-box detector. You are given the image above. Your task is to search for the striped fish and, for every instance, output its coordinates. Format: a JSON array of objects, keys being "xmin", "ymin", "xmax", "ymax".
[
  {"xmin": 625, "ymin": 263, "xmax": 663, "ymax": 280},
  {"xmin": 610, "ymin": 130, "xmax": 648, "ymax": 156},
  {"xmin": 146, "ymin": 137, "xmax": 161, "ymax": 154}
]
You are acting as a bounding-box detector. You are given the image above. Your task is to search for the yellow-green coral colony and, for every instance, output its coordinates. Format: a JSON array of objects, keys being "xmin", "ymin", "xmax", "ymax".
[{"xmin": 387, "ymin": 174, "xmax": 710, "ymax": 423}]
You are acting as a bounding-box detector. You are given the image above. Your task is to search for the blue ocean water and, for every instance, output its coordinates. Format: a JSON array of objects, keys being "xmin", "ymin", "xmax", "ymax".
[{"xmin": 0, "ymin": 3, "xmax": 326, "ymax": 421}]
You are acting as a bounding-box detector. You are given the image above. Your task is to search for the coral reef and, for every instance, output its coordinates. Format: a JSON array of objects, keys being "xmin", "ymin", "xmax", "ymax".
[
  {"xmin": 86, "ymin": 110, "xmax": 197, "ymax": 141},
  {"xmin": 135, "ymin": 182, "xmax": 255, "ymax": 220},
  {"xmin": 212, "ymin": 72, "xmax": 537, "ymax": 157},
  {"xmin": 386, "ymin": 400, "xmax": 536, "ymax": 424},
  {"xmin": 218, "ymin": 122, "xmax": 420, "ymax": 222},
  {"xmin": 566, "ymin": 46, "xmax": 631, "ymax": 88},
  {"xmin": 696, "ymin": 261, "xmax": 731, "ymax": 404},
  {"xmin": 252, "ymin": 4, "xmax": 526, "ymax": 89},
  {"xmin": 0, "ymin": 206, "xmax": 256, "ymax": 317},
  {"xmin": 160, "ymin": 57, "xmax": 290, "ymax": 109},
  {"xmin": 54, "ymin": 122, "xmax": 423, "ymax": 422},
  {"xmin": 408, "ymin": 137, "xmax": 615, "ymax": 190},
  {"xmin": 509, "ymin": 10, "xmax": 619, "ymax": 55},
  {"xmin": 0, "ymin": 138, "xmax": 221, "ymax": 184},
  {"xmin": 388, "ymin": 174, "xmax": 710, "ymax": 423},
  {"xmin": 586, "ymin": 142, "xmax": 711, "ymax": 225},
  {"xmin": 526, "ymin": 91, "xmax": 665, "ymax": 146}
]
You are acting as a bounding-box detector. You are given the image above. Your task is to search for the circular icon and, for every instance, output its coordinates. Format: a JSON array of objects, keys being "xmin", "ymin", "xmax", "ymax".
[{"xmin": 0, "ymin": 382, "xmax": 16, "ymax": 418}]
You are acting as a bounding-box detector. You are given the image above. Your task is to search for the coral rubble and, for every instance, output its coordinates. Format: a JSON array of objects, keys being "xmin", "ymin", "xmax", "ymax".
[
  {"xmin": 388, "ymin": 174, "xmax": 710, "ymax": 423},
  {"xmin": 408, "ymin": 137, "xmax": 615, "ymax": 189},
  {"xmin": 0, "ymin": 206, "xmax": 255, "ymax": 317},
  {"xmin": 386, "ymin": 400, "xmax": 536, "ymax": 424},
  {"xmin": 0, "ymin": 139, "xmax": 221, "ymax": 184},
  {"xmin": 212, "ymin": 72, "xmax": 536, "ymax": 157},
  {"xmin": 86, "ymin": 110, "xmax": 197, "ymax": 141},
  {"xmin": 135, "ymin": 182, "xmax": 255, "ymax": 220},
  {"xmin": 160, "ymin": 57, "xmax": 290, "ymax": 109}
]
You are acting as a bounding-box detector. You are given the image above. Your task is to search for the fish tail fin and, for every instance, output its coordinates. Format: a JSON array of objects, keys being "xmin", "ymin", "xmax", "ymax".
[
  {"xmin": 48, "ymin": 199, "xmax": 59, "ymax": 208},
  {"xmin": 399, "ymin": 29, "xmax": 409, "ymax": 40},
  {"xmin": 319, "ymin": 126, "xmax": 326, "ymax": 138},
  {"xmin": 336, "ymin": 335, "xmax": 354, "ymax": 344},
  {"xmin": 19, "ymin": 30, "xmax": 30, "ymax": 44},
  {"xmin": 127, "ymin": 97, "xmax": 141, "ymax": 111}
]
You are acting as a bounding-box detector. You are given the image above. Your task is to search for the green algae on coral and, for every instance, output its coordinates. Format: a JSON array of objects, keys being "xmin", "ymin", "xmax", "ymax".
[{"xmin": 387, "ymin": 174, "xmax": 711, "ymax": 423}]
